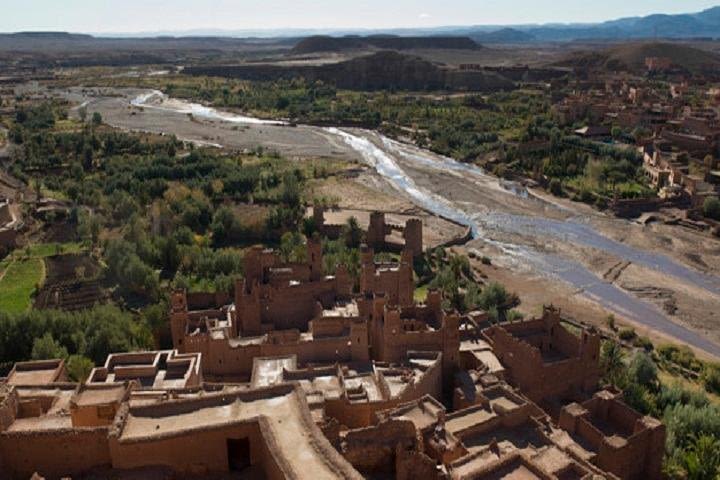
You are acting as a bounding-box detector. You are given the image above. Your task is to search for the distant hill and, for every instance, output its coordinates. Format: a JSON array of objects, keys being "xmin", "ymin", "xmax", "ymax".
[
  {"xmin": 471, "ymin": 28, "xmax": 535, "ymax": 44},
  {"xmin": 291, "ymin": 35, "xmax": 479, "ymax": 54},
  {"xmin": 186, "ymin": 51, "xmax": 514, "ymax": 92},
  {"xmin": 556, "ymin": 42, "xmax": 720, "ymax": 73}
]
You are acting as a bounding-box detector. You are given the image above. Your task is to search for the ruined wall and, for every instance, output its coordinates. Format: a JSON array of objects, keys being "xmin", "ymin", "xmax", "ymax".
[{"xmin": 0, "ymin": 429, "xmax": 111, "ymax": 479}]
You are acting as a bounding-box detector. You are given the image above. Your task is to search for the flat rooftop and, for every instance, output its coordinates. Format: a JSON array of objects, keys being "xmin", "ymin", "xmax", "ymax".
[
  {"xmin": 119, "ymin": 386, "xmax": 349, "ymax": 480},
  {"xmin": 6, "ymin": 359, "xmax": 65, "ymax": 385}
]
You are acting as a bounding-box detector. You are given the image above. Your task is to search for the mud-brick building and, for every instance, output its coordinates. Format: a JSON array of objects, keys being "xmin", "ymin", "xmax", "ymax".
[
  {"xmin": 483, "ymin": 306, "xmax": 601, "ymax": 404},
  {"xmin": 559, "ymin": 389, "xmax": 665, "ymax": 480}
]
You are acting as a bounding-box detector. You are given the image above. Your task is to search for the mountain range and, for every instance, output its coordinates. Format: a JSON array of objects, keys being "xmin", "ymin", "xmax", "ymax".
[
  {"xmin": 72, "ymin": 6, "xmax": 720, "ymax": 43},
  {"xmin": 5, "ymin": 6, "xmax": 720, "ymax": 44}
]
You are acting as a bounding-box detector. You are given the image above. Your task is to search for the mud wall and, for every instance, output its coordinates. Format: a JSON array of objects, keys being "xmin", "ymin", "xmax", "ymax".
[{"xmin": 0, "ymin": 428, "xmax": 111, "ymax": 479}]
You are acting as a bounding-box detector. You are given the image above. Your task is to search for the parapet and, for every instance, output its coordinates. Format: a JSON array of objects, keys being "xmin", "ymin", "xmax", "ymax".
[
  {"xmin": 87, "ymin": 350, "xmax": 202, "ymax": 390},
  {"xmin": 5, "ymin": 359, "xmax": 67, "ymax": 386}
]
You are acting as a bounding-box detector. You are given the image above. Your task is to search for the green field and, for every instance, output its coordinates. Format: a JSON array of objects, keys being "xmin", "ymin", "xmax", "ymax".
[
  {"xmin": 0, "ymin": 258, "xmax": 45, "ymax": 314},
  {"xmin": 0, "ymin": 242, "xmax": 86, "ymax": 314}
]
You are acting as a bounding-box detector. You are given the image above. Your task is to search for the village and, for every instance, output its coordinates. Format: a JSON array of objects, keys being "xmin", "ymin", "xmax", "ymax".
[
  {"xmin": 0, "ymin": 217, "xmax": 666, "ymax": 479},
  {"xmin": 2, "ymin": 4, "xmax": 720, "ymax": 478},
  {"xmin": 552, "ymin": 56, "xmax": 720, "ymax": 226}
]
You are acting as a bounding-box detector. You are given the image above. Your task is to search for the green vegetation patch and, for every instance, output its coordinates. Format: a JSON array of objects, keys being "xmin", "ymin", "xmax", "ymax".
[{"xmin": 0, "ymin": 258, "xmax": 45, "ymax": 314}]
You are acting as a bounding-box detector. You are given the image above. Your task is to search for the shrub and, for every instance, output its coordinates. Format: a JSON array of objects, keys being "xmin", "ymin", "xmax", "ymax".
[
  {"xmin": 618, "ymin": 327, "xmax": 637, "ymax": 342},
  {"xmin": 549, "ymin": 178, "xmax": 563, "ymax": 196},
  {"xmin": 606, "ymin": 314, "xmax": 617, "ymax": 331},
  {"xmin": 703, "ymin": 197, "xmax": 720, "ymax": 221},
  {"xmin": 31, "ymin": 333, "xmax": 68, "ymax": 360},
  {"xmin": 701, "ymin": 363, "xmax": 720, "ymax": 395},
  {"xmin": 658, "ymin": 344, "xmax": 703, "ymax": 372},
  {"xmin": 66, "ymin": 355, "xmax": 95, "ymax": 382},
  {"xmin": 628, "ymin": 352, "xmax": 658, "ymax": 390},
  {"xmin": 633, "ymin": 335, "xmax": 654, "ymax": 352}
]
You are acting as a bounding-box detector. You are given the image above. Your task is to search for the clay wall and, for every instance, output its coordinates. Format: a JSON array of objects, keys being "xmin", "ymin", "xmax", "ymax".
[
  {"xmin": 485, "ymin": 318, "xmax": 599, "ymax": 402},
  {"xmin": 551, "ymin": 322, "xmax": 581, "ymax": 358},
  {"xmin": 195, "ymin": 333, "xmax": 358, "ymax": 379},
  {"xmin": 0, "ymin": 428, "xmax": 111, "ymax": 479},
  {"xmin": 396, "ymin": 446, "xmax": 439, "ymax": 480},
  {"xmin": 576, "ymin": 417, "xmax": 604, "ymax": 450},
  {"xmin": 596, "ymin": 425, "xmax": 663, "ymax": 480},
  {"xmin": 71, "ymin": 404, "xmax": 118, "ymax": 427},
  {"xmin": 0, "ymin": 388, "xmax": 18, "ymax": 431},
  {"xmin": 396, "ymin": 354, "xmax": 443, "ymax": 403},
  {"xmin": 186, "ymin": 292, "xmax": 232, "ymax": 310},
  {"xmin": 341, "ymin": 419, "xmax": 417, "ymax": 473},
  {"xmin": 242, "ymin": 279, "xmax": 339, "ymax": 332},
  {"xmin": 403, "ymin": 219, "xmax": 423, "ymax": 258},
  {"xmin": 312, "ymin": 316, "xmax": 351, "ymax": 338},
  {"xmin": 110, "ymin": 422, "xmax": 273, "ymax": 476},
  {"xmin": 325, "ymin": 359, "xmax": 439, "ymax": 429},
  {"xmin": 609, "ymin": 400, "xmax": 644, "ymax": 434}
]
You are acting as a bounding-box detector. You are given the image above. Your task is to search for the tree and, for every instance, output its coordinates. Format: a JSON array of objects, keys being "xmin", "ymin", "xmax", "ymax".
[
  {"xmin": 91, "ymin": 112, "xmax": 103, "ymax": 126},
  {"xmin": 281, "ymin": 171, "xmax": 301, "ymax": 207},
  {"xmin": 66, "ymin": 355, "xmax": 95, "ymax": 382},
  {"xmin": 628, "ymin": 351, "xmax": 658, "ymax": 390},
  {"xmin": 78, "ymin": 106, "xmax": 87, "ymax": 122},
  {"xmin": 679, "ymin": 434, "xmax": 720, "ymax": 480},
  {"xmin": 31, "ymin": 333, "xmax": 68, "ymax": 360},
  {"xmin": 701, "ymin": 363, "xmax": 720, "ymax": 395},
  {"xmin": 600, "ymin": 340, "xmax": 625, "ymax": 386},
  {"xmin": 343, "ymin": 216, "xmax": 363, "ymax": 248},
  {"xmin": 703, "ymin": 197, "xmax": 720, "ymax": 221},
  {"xmin": 279, "ymin": 231, "xmax": 306, "ymax": 263}
]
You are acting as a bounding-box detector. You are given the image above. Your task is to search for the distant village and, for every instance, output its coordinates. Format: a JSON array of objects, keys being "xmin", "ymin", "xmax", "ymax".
[{"xmin": 553, "ymin": 56, "xmax": 720, "ymax": 228}]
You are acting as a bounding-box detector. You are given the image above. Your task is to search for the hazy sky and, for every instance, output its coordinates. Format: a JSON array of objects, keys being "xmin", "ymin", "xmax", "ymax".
[{"xmin": 2, "ymin": 0, "xmax": 720, "ymax": 33}]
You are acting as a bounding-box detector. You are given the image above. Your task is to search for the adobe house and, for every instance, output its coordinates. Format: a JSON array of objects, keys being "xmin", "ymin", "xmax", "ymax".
[
  {"xmin": 108, "ymin": 384, "xmax": 362, "ymax": 479},
  {"xmin": 170, "ymin": 244, "xmax": 459, "ymax": 386},
  {"xmin": 483, "ymin": 306, "xmax": 601, "ymax": 405},
  {"xmin": 558, "ymin": 390, "xmax": 665, "ymax": 480},
  {"xmin": 250, "ymin": 351, "xmax": 444, "ymax": 429},
  {"xmin": 87, "ymin": 349, "xmax": 202, "ymax": 390},
  {"xmin": 356, "ymin": 386, "xmax": 607, "ymax": 479}
]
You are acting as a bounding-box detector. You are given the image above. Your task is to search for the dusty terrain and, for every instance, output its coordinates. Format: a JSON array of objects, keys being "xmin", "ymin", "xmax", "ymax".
[{"xmin": 49, "ymin": 86, "xmax": 356, "ymax": 158}]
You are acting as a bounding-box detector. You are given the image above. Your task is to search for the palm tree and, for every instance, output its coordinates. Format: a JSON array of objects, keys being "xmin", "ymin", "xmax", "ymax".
[
  {"xmin": 343, "ymin": 216, "xmax": 363, "ymax": 248},
  {"xmin": 600, "ymin": 340, "xmax": 626, "ymax": 386},
  {"xmin": 681, "ymin": 434, "xmax": 720, "ymax": 480}
]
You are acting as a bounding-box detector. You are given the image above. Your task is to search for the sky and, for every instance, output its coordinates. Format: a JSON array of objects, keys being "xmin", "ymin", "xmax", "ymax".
[{"xmin": 1, "ymin": 0, "xmax": 720, "ymax": 34}]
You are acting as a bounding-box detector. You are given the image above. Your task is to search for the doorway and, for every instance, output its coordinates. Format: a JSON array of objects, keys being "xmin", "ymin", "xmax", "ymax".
[{"xmin": 227, "ymin": 437, "xmax": 251, "ymax": 471}]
